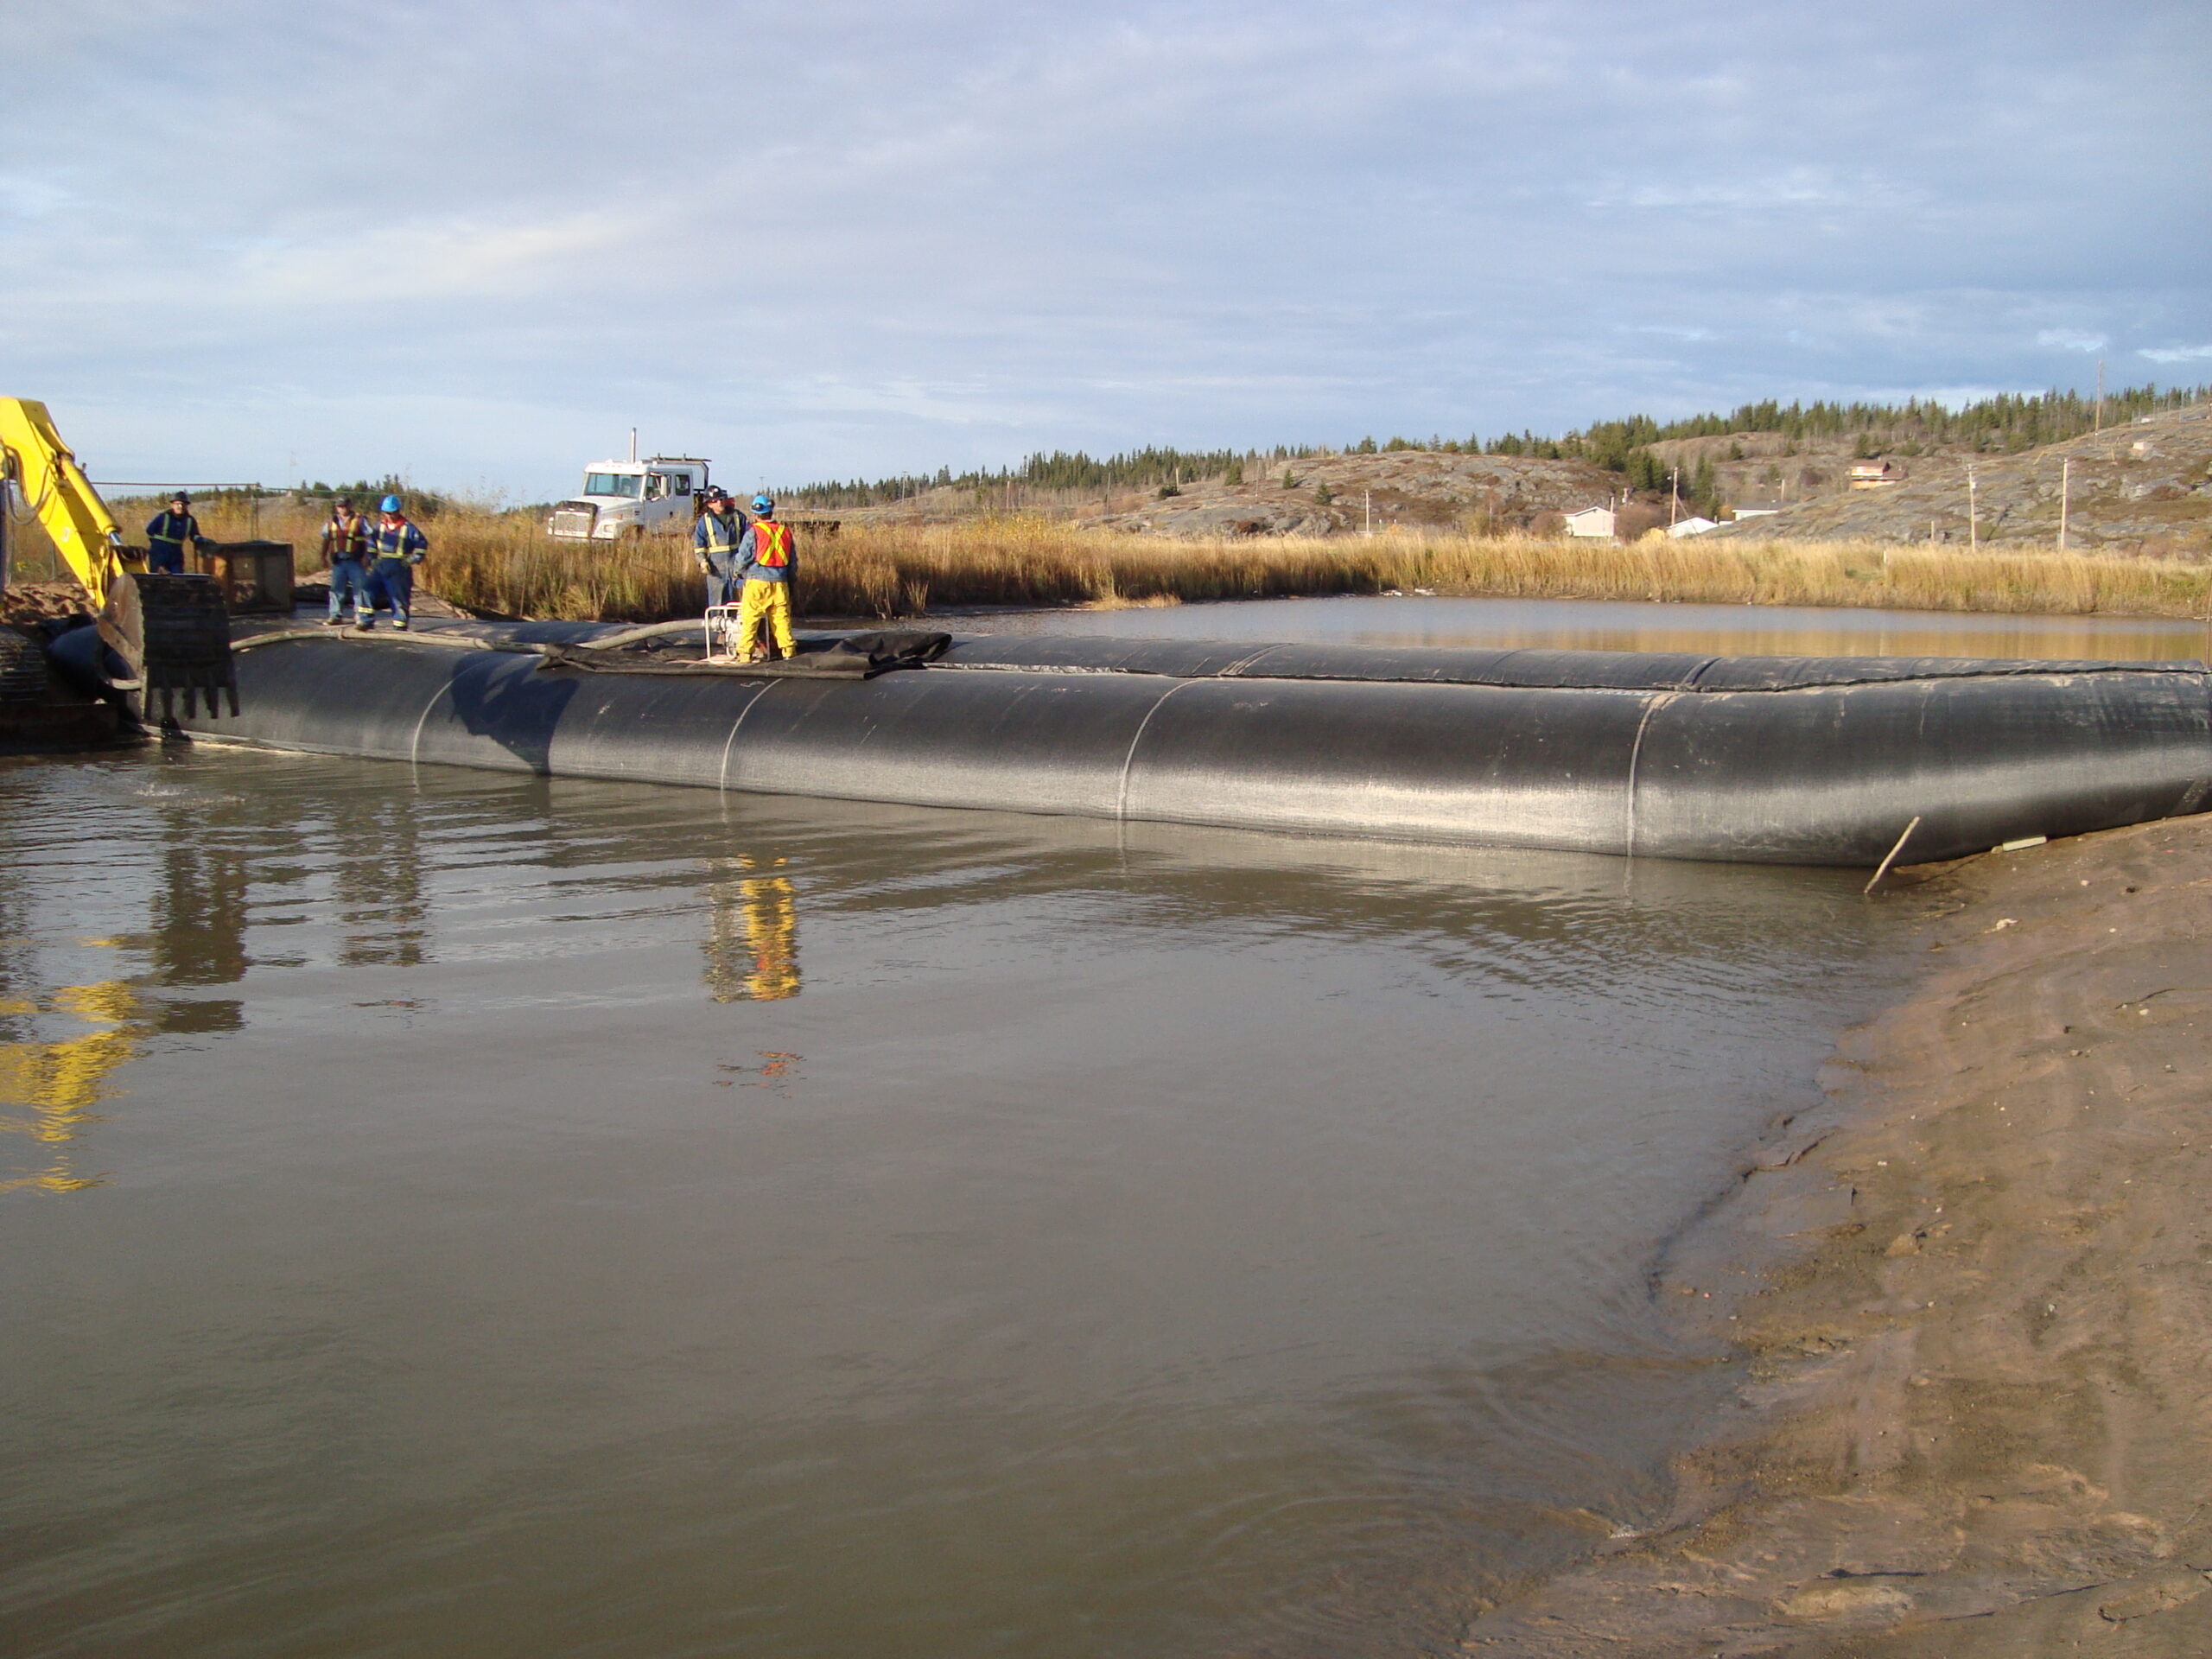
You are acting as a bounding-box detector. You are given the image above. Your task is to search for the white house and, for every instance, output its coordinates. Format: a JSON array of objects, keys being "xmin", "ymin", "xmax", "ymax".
[
  {"xmin": 1731, "ymin": 506, "xmax": 1781, "ymax": 521},
  {"xmin": 1564, "ymin": 505, "xmax": 1616, "ymax": 539},
  {"xmin": 1667, "ymin": 516, "xmax": 1719, "ymax": 537}
]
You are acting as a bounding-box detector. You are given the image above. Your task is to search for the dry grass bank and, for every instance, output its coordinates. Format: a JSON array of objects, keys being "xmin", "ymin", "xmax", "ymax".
[{"xmin": 38, "ymin": 500, "xmax": 2212, "ymax": 624}]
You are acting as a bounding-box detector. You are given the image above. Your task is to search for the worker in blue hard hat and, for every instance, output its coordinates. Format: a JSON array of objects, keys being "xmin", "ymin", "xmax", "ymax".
[
  {"xmin": 359, "ymin": 493, "xmax": 429, "ymax": 631},
  {"xmin": 692, "ymin": 486, "xmax": 750, "ymax": 611},
  {"xmin": 732, "ymin": 494, "xmax": 797, "ymax": 661},
  {"xmin": 144, "ymin": 492, "xmax": 210, "ymax": 575}
]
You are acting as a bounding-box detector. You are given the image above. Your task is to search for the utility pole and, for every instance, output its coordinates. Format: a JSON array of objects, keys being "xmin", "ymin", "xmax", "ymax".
[
  {"xmin": 1669, "ymin": 466, "xmax": 1681, "ymax": 526},
  {"xmin": 2058, "ymin": 456, "xmax": 2072, "ymax": 552},
  {"xmin": 1363, "ymin": 488, "xmax": 1372, "ymax": 537},
  {"xmin": 1967, "ymin": 466, "xmax": 1980, "ymax": 552},
  {"xmin": 2095, "ymin": 361, "xmax": 2105, "ymax": 434}
]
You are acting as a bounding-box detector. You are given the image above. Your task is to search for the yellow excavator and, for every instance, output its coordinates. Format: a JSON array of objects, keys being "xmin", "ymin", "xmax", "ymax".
[{"xmin": 0, "ymin": 397, "xmax": 236, "ymax": 723}]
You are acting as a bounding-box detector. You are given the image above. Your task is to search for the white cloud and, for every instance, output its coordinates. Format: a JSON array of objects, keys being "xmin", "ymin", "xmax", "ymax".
[
  {"xmin": 2139, "ymin": 344, "xmax": 2212, "ymax": 364},
  {"xmin": 229, "ymin": 211, "xmax": 648, "ymax": 307},
  {"xmin": 1591, "ymin": 168, "xmax": 1914, "ymax": 214},
  {"xmin": 2036, "ymin": 328, "xmax": 2107, "ymax": 352},
  {"xmin": 0, "ymin": 172, "xmax": 71, "ymax": 218}
]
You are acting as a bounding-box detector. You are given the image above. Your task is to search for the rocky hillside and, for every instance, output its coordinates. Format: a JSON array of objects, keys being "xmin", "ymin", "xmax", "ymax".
[
  {"xmin": 1700, "ymin": 400, "xmax": 2212, "ymax": 550},
  {"xmin": 833, "ymin": 449, "xmax": 1626, "ymax": 538},
  {"xmin": 815, "ymin": 400, "xmax": 2212, "ymax": 550}
]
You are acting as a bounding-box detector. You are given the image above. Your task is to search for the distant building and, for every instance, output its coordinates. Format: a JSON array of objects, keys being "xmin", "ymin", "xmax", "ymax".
[
  {"xmin": 1667, "ymin": 516, "xmax": 1719, "ymax": 537},
  {"xmin": 1564, "ymin": 505, "xmax": 1616, "ymax": 539},
  {"xmin": 1848, "ymin": 461, "xmax": 1904, "ymax": 488},
  {"xmin": 1730, "ymin": 506, "xmax": 1781, "ymax": 521}
]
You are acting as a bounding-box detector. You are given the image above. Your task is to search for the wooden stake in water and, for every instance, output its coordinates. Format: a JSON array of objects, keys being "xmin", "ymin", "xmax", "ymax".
[{"xmin": 1865, "ymin": 815, "xmax": 1923, "ymax": 896}]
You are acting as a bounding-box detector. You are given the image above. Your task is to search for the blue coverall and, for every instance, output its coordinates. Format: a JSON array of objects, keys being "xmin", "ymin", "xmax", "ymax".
[{"xmin": 362, "ymin": 518, "xmax": 429, "ymax": 629}]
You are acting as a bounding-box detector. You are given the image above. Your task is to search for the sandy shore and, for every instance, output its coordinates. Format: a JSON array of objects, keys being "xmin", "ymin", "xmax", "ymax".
[{"xmin": 1463, "ymin": 815, "xmax": 2212, "ymax": 1656}]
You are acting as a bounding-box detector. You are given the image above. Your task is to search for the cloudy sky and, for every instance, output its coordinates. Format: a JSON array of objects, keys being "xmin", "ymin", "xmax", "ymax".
[{"xmin": 3, "ymin": 0, "xmax": 2206, "ymax": 499}]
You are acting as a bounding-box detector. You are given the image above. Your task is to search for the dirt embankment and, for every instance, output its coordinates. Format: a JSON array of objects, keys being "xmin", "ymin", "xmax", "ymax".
[
  {"xmin": 0, "ymin": 580, "xmax": 92, "ymax": 634},
  {"xmin": 1464, "ymin": 817, "xmax": 2212, "ymax": 1656}
]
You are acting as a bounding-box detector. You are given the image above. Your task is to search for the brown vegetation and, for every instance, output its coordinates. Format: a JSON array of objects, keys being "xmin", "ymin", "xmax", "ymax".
[{"xmin": 16, "ymin": 498, "xmax": 2212, "ymax": 625}]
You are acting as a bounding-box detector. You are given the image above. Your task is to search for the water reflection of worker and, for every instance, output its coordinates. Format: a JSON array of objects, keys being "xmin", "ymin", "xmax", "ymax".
[
  {"xmin": 144, "ymin": 492, "xmax": 211, "ymax": 574},
  {"xmin": 151, "ymin": 834, "xmax": 251, "ymax": 988},
  {"xmin": 693, "ymin": 487, "xmax": 750, "ymax": 610},
  {"xmin": 702, "ymin": 856, "xmax": 800, "ymax": 1002},
  {"xmin": 334, "ymin": 793, "xmax": 429, "ymax": 967}
]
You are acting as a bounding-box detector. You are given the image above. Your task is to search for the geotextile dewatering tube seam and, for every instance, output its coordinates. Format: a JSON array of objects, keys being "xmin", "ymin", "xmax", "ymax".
[{"xmin": 174, "ymin": 625, "xmax": 2212, "ymax": 867}]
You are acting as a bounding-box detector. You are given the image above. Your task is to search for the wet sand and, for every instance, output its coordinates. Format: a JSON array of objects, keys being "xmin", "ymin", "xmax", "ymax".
[{"xmin": 1465, "ymin": 815, "xmax": 2212, "ymax": 1656}]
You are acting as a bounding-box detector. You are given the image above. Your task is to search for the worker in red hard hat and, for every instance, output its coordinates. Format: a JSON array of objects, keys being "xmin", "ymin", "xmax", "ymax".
[{"xmin": 320, "ymin": 496, "xmax": 373, "ymax": 625}]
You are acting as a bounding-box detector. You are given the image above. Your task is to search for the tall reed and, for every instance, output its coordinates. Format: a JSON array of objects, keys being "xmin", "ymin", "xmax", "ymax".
[{"xmin": 145, "ymin": 502, "xmax": 2212, "ymax": 625}]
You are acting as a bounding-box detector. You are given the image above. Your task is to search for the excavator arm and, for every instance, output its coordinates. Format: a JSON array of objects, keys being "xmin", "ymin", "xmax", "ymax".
[
  {"xmin": 3, "ymin": 397, "xmax": 237, "ymax": 723},
  {"xmin": 0, "ymin": 397, "xmax": 137, "ymax": 609}
]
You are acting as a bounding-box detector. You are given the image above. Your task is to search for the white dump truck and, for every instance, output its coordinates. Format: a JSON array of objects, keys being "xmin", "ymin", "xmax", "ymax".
[{"xmin": 546, "ymin": 447, "xmax": 713, "ymax": 540}]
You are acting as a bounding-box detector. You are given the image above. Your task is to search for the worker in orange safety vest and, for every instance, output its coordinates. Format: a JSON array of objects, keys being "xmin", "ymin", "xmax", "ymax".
[{"xmin": 732, "ymin": 494, "xmax": 797, "ymax": 661}]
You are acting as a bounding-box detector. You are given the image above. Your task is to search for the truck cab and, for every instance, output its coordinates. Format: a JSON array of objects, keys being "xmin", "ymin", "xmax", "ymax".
[{"xmin": 547, "ymin": 455, "xmax": 712, "ymax": 540}]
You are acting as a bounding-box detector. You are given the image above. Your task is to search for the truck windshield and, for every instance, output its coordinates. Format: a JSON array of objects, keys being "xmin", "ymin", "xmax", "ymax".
[{"xmin": 584, "ymin": 473, "xmax": 644, "ymax": 498}]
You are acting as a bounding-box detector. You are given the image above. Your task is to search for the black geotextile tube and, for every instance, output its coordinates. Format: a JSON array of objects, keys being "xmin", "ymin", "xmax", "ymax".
[{"xmin": 173, "ymin": 625, "xmax": 2212, "ymax": 866}]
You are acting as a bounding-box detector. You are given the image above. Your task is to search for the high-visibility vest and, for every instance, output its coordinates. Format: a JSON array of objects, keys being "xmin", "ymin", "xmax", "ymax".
[
  {"xmin": 751, "ymin": 520, "xmax": 791, "ymax": 568},
  {"xmin": 327, "ymin": 512, "xmax": 368, "ymax": 559},
  {"xmin": 700, "ymin": 512, "xmax": 741, "ymax": 551}
]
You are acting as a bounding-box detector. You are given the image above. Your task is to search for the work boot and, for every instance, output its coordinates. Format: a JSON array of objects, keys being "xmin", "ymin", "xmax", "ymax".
[
  {"xmin": 358, "ymin": 619, "xmax": 375, "ymax": 631},
  {"xmin": 324, "ymin": 615, "xmax": 346, "ymax": 626},
  {"xmin": 392, "ymin": 620, "xmax": 410, "ymax": 632}
]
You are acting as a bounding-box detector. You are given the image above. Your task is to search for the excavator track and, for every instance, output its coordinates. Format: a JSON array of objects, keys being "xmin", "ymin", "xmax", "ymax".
[{"xmin": 0, "ymin": 629, "xmax": 48, "ymax": 707}]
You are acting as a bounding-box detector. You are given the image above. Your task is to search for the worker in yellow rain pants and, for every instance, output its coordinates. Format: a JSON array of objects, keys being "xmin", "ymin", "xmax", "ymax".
[{"xmin": 733, "ymin": 494, "xmax": 797, "ymax": 661}]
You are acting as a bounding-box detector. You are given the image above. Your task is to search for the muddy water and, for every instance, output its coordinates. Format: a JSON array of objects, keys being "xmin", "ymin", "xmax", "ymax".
[
  {"xmin": 0, "ymin": 735, "xmax": 1904, "ymax": 1658},
  {"xmin": 962, "ymin": 591, "xmax": 2212, "ymax": 662}
]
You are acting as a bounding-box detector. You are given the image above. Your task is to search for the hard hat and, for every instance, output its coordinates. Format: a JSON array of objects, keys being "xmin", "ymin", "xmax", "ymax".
[
  {"xmin": 380, "ymin": 493, "xmax": 403, "ymax": 512},
  {"xmin": 702, "ymin": 486, "xmax": 727, "ymax": 502},
  {"xmin": 750, "ymin": 494, "xmax": 774, "ymax": 514},
  {"xmin": 171, "ymin": 492, "xmax": 190, "ymax": 505},
  {"xmin": 335, "ymin": 496, "xmax": 354, "ymax": 509}
]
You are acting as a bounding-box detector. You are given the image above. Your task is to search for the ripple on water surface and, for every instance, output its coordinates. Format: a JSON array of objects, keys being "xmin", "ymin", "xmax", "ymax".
[{"xmin": 0, "ymin": 743, "xmax": 1902, "ymax": 1657}]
